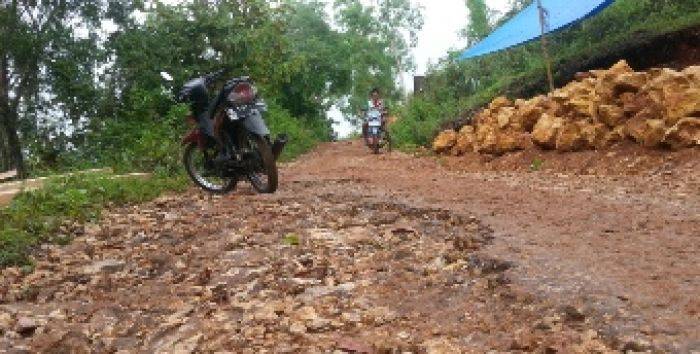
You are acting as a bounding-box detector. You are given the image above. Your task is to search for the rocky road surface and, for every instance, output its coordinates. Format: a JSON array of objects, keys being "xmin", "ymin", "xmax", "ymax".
[{"xmin": 1, "ymin": 141, "xmax": 698, "ymax": 353}]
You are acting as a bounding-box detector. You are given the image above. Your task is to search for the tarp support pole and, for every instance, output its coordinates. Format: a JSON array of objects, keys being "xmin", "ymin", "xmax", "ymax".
[{"xmin": 537, "ymin": 0, "xmax": 555, "ymax": 92}]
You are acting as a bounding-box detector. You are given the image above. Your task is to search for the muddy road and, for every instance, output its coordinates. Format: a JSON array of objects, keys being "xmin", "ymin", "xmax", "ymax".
[{"xmin": 1, "ymin": 141, "xmax": 698, "ymax": 352}]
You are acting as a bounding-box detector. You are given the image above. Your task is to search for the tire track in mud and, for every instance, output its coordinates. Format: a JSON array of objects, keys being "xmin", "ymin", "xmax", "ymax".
[{"xmin": 297, "ymin": 141, "xmax": 700, "ymax": 353}]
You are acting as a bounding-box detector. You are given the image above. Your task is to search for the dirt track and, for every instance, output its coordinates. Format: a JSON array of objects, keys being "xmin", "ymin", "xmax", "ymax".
[{"xmin": 1, "ymin": 141, "xmax": 698, "ymax": 352}]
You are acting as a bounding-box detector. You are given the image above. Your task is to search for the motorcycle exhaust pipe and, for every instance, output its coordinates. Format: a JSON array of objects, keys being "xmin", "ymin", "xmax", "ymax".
[{"xmin": 272, "ymin": 134, "xmax": 288, "ymax": 161}]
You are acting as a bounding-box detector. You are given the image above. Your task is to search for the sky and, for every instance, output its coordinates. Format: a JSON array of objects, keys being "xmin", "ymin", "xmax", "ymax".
[{"xmin": 410, "ymin": 0, "xmax": 511, "ymax": 77}]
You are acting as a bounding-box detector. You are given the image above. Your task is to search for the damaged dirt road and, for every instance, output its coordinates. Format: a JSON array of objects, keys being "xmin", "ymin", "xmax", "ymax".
[{"xmin": 1, "ymin": 141, "xmax": 698, "ymax": 353}]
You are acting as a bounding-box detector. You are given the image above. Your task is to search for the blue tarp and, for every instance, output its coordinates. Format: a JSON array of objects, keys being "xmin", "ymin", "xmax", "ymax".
[{"xmin": 460, "ymin": 0, "xmax": 615, "ymax": 60}]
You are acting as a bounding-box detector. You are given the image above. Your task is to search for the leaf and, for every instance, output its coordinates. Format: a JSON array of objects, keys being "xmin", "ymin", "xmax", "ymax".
[{"xmin": 282, "ymin": 233, "xmax": 300, "ymax": 246}]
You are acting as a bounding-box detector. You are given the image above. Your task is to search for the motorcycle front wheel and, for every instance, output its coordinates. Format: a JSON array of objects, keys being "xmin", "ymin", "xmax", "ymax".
[
  {"xmin": 247, "ymin": 135, "xmax": 278, "ymax": 194},
  {"xmin": 183, "ymin": 143, "xmax": 237, "ymax": 194}
]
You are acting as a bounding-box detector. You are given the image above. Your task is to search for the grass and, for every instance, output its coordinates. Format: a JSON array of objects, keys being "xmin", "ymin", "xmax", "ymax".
[
  {"xmin": 0, "ymin": 172, "xmax": 188, "ymax": 268},
  {"xmin": 530, "ymin": 158, "xmax": 544, "ymax": 172},
  {"xmin": 282, "ymin": 233, "xmax": 301, "ymax": 246}
]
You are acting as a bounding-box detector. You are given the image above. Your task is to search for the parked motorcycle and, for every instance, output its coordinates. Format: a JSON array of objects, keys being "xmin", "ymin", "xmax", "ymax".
[
  {"xmin": 161, "ymin": 70, "xmax": 286, "ymax": 194},
  {"xmin": 363, "ymin": 104, "xmax": 392, "ymax": 154}
]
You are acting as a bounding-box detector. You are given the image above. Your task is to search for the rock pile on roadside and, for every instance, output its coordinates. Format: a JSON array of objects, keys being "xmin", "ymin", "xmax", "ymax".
[{"xmin": 433, "ymin": 61, "xmax": 700, "ymax": 155}]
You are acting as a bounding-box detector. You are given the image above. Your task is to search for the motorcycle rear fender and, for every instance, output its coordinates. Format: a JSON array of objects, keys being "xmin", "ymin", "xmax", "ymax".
[{"xmin": 244, "ymin": 110, "xmax": 270, "ymax": 136}]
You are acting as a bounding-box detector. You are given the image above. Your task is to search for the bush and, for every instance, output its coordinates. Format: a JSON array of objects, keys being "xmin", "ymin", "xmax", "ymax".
[
  {"xmin": 391, "ymin": 96, "xmax": 459, "ymax": 148},
  {"xmin": 38, "ymin": 91, "xmax": 325, "ymax": 173},
  {"xmin": 265, "ymin": 102, "xmax": 323, "ymax": 161},
  {"xmin": 79, "ymin": 100, "xmax": 190, "ymax": 175}
]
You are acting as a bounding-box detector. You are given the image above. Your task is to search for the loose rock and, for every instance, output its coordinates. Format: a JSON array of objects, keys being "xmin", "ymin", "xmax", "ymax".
[
  {"xmin": 83, "ymin": 259, "xmax": 125, "ymax": 274},
  {"xmin": 15, "ymin": 317, "xmax": 38, "ymax": 337},
  {"xmin": 433, "ymin": 61, "xmax": 700, "ymax": 155}
]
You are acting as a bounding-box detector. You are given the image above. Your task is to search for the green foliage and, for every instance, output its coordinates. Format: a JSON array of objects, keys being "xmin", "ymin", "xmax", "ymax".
[
  {"xmin": 462, "ymin": 0, "xmax": 492, "ymax": 45},
  {"xmin": 0, "ymin": 1, "xmax": 141, "ymax": 175},
  {"xmin": 0, "ymin": 172, "xmax": 188, "ymax": 267},
  {"xmin": 530, "ymin": 157, "xmax": 544, "ymax": 172},
  {"xmin": 282, "ymin": 233, "xmax": 301, "ymax": 246},
  {"xmin": 265, "ymin": 102, "xmax": 322, "ymax": 161},
  {"xmin": 391, "ymin": 96, "xmax": 459, "ymax": 148},
  {"xmin": 84, "ymin": 103, "xmax": 189, "ymax": 175},
  {"xmin": 4, "ymin": 0, "xmax": 423, "ymax": 175},
  {"xmin": 333, "ymin": 0, "xmax": 424, "ymax": 119},
  {"xmin": 393, "ymin": 0, "xmax": 700, "ymax": 148}
]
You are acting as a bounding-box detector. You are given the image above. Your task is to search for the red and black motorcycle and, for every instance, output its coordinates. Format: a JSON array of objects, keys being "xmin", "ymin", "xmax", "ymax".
[{"xmin": 162, "ymin": 70, "xmax": 286, "ymax": 194}]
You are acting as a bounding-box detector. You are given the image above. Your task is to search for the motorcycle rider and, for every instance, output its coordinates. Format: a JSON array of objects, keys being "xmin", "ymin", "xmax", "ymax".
[{"xmin": 362, "ymin": 88, "xmax": 386, "ymax": 146}]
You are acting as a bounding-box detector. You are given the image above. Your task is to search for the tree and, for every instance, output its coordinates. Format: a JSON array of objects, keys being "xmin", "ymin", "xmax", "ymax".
[
  {"xmin": 0, "ymin": 1, "xmax": 137, "ymax": 177},
  {"xmin": 276, "ymin": 1, "xmax": 349, "ymax": 120},
  {"xmin": 0, "ymin": 128, "xmax": 9, "ymax": 172},
  {"xmin": 461, "ymin": 0, "xmax": 492, "ymax": 46},
  {"xmin": 508, "ymin": 0, "xmax": 534, "ymax": 12},
  {"xmin": 495, "ymin": 0, "xmax": 533, "ymax": 26},
  {"xmin": 332, "ymin": 0, "xmax": 424, "ymax": 119},
  {"xmin": 1, "ymin": 0, "xmax": 424, "ymax": 174}
]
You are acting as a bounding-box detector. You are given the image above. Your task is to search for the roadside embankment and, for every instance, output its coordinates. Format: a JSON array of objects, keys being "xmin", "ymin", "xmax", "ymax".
[{"xmin": 433, "ymin": 61, "xmax": 699, "ymax": 156}]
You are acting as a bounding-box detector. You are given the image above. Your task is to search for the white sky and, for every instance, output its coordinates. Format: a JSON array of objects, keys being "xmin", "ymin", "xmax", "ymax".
[{"xmin": 410, "ymin": 0, "xmax": 510, "ymax": 76}]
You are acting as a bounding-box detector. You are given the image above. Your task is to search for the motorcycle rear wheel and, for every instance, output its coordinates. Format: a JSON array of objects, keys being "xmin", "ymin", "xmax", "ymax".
[
  {"xmin": 183, "ymin": 143, "xmax": 237, "ymax": 194},
  {"xmin": 371, "ymin": 141, "xmax": 380, "ymax": 154}
]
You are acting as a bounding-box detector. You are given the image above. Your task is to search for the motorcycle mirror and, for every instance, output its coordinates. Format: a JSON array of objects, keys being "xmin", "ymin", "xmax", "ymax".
[{"xmin": 160, "ymin": 72, "xmax": 174, "ymax": 82}]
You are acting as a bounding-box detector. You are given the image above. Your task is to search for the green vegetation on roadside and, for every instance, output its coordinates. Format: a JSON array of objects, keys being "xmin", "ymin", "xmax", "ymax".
[
  {"xmin": 0, "ymin": 173, "xmax": 188, "ymax": 268},
  {"xmin": 392, "ymin": 0, "xmax": 700, "ymax": 149}
]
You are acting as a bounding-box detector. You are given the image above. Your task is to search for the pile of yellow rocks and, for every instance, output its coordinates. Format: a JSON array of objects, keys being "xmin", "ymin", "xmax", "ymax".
[{"xmin": 433, "ymin": 60, "xmax": 700, "ymax": 155}]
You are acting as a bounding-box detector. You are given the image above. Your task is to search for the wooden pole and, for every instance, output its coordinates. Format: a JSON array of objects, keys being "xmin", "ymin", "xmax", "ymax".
[{"xmin": 537, "ymin": 0, "xmax": 556, "ymax": 92}]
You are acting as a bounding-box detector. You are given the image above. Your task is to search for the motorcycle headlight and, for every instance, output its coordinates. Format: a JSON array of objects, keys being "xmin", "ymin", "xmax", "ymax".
[{"xmin": 228, "ymin": 82, "xmax": 256, "ymax": 105}]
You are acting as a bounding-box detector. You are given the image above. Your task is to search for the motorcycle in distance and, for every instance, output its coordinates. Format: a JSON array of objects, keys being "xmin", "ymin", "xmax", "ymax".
[
  {"xmin": 160, "ymin": 70, "xmax": 287, "ymax": 194},
  {"xmin": 363, "ymin": 103, "xmax": 392, "ymax": 154}
]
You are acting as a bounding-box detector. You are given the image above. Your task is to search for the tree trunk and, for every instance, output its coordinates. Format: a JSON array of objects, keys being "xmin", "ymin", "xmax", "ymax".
[
  {"xmin": 0, "ymin": 53, "xmax": 25, "ymax": 178},
  {"xmin": 0, "ymin": 129, "xmax": 8, "ymax": 172},
  {"xmin": 2, "ymin": 113, "xmax": 24, "ymax": 178},
  {"xmin": 0, "ymin": 111, "xmax": 25, "ymax": 179}
]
